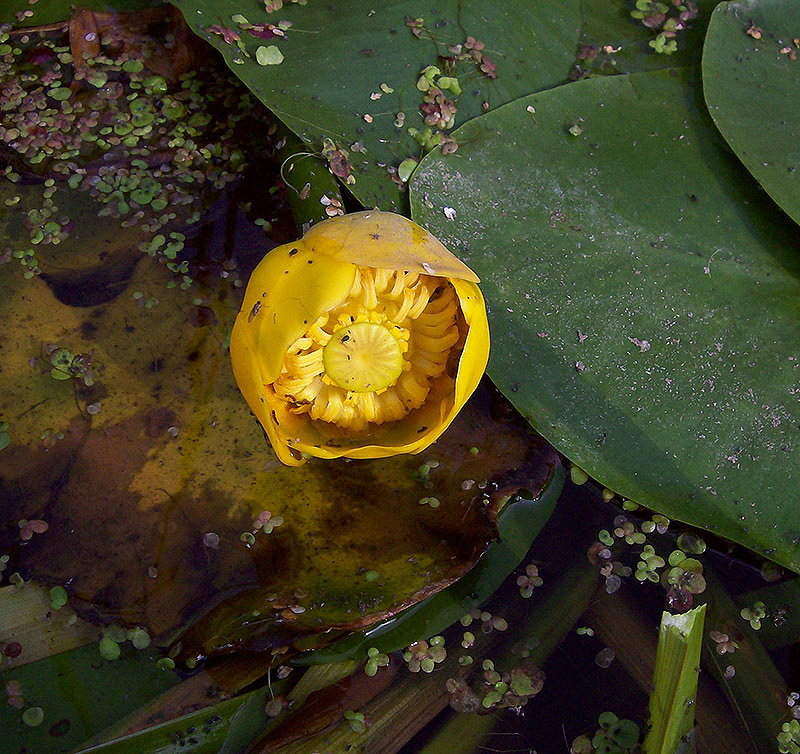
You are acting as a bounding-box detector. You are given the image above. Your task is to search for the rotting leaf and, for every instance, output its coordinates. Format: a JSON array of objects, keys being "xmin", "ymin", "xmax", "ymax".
[
  {"xmin": 0, "ymin": 240, "xmax": 560, "ymax": 662},
  {"xmin": 172, "ymin": 381, "xmax": 560, "ymax": 662},
  {"xmin": 295, "ymin": 462, "xmax": 564, "ymax": 665}
]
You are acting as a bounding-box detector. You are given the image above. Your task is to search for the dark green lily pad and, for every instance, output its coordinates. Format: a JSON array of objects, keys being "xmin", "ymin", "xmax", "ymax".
[
  {"xmin": 703, "ymin": 0, "xmax": 800, "ymax": 226},
  {"xmin": 411, "ymin": 68, "xmax": 800, "ymax": 572},
  {"xmin": 172, "ymin": 0, "xmax": 582, "ymax": 213},
  {"xmin": 1, "ymin": 0, "xmax": 161, "ymax": 27}
]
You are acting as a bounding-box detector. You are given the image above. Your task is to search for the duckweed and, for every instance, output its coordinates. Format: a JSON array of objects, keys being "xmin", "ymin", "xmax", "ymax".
[
  {"xmin": 0, "ymin": 17, "xmax": 274, "ymax": 287},
  {"xmin": 21, "ymin": 706, "xmax": 44, "ymax": 727},
  {"xmin": 99, "ymin": 637, "xmax": 121, "ymax": 660}
]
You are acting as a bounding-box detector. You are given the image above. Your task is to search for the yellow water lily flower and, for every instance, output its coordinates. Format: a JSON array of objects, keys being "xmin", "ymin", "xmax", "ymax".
[{"xmin": 230, "ymin": 210, "xmax": 489, "ymax": 466}]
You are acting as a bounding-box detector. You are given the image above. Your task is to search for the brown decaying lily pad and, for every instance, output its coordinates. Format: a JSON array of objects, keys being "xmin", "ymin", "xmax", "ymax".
[
  {"xmin": 0, "ymin": 209, "xmax": 557, "ymax": 662},
  {"xmin": 66, "ymin": 6, "xmax": 205, "ymax": 84},
  {"xmin": 0, "ymin": 101, "xmax": 557, "ymax": 655},
  {"xmin": 172, "ymin": 381, "xmax": 558, "ymax": 661}
]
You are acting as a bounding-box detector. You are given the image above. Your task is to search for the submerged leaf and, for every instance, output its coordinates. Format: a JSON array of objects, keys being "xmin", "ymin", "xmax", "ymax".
[
  {"xmin": 172, "ymin": 383, "xmax": 560, "ymax": 661},
  {"xmin": 0, "ymin": 237, "xmax": 559, "ymax": 660}
]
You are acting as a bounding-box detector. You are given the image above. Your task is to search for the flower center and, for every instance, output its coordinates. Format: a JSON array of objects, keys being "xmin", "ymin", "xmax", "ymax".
[
  {"xmin": 273, "ymin": 266, "xmax": 462, "ymax": 431},
  {"xmin": 323, "ymin": 322, "xmax": 404, "ymax": 393}
]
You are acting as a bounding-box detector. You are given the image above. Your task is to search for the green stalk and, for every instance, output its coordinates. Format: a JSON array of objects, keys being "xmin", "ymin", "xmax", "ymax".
[
  {"xmin": 584, "ymin": 585, "xmax": 755, "ymax": 754},
  {"xmin": 643, "ymin": 604, "xmax": 706, "ymax": 754},
  {"xmin": 285, "ymin": 659, "xmax": 359, "ymax": 704},
  {"xmin": 700, "ymin": 566, "xmax": 789, "ymax": 754},
  {"xmin": 272, "ymin": 125, "xmax": 345, "ymax": 232},
  {"xmin": 75, "ymin": 687, "xmax": 265, "ymax": 754}
]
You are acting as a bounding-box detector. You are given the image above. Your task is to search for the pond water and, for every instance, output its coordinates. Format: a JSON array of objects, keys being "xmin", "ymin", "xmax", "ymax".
[{"xmin": 0, "ymin": 10, "xmax": 794, "ymax": 754}]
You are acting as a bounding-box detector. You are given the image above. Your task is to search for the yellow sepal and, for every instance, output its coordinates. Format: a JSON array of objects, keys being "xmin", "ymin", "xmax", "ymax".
[
  {"xmin": 231, "ymin": 242, "xmax": 355, "ymax": 383},
  {"xmin": 302, "ymin": 210, "xmax": 480, "ymax": 283}
]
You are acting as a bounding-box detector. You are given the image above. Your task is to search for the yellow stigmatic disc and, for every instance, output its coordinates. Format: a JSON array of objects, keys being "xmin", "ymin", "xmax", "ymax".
[{"xmin": 323, "ymin": 321, "xmax": 404, "ymax": 393}]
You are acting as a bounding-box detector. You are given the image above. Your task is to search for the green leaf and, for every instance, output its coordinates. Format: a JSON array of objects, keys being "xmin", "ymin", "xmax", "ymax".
[
  {"xmin": 0, "ymin": 643, "xmax": 178, "ymax": 753},
  {"xmin": 703, "ymin": 0, "xmax": 800, "ymax": 226},
  {"xmin": 1, "ymin": 0, "xmax": 161, "ymax": 27},
  {"xmin": 77, "ymin": 687, "xmax": 271, "ymax": 754},
  {"xmin": 411, "ymin": 68, "xmax": 800, "ymax": 571},
  {"xmin": 172, "ymin": 0, "xmax": 583, "ymax": 212}
]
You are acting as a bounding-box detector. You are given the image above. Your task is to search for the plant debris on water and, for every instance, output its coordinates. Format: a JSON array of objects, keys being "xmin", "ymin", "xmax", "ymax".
[{"xmin": 0, "ymin": 7, "xmax": 274, "ymax": 284}]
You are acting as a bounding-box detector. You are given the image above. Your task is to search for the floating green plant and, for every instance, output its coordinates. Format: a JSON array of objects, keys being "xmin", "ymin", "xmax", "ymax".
[{"xmin": 0, "ymin": 11, "xmax": 274, "ymax": 287}]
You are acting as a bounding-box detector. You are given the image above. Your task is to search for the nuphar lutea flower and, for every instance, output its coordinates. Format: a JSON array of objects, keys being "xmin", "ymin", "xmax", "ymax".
[{"xmin": 230, "ymin": 210, "xmax": 489, "ymax": 465}]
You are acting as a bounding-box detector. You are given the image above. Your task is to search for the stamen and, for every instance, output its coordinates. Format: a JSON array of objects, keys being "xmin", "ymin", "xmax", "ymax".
[
  {"xmin": 307, "ymin": 315, "xmax": 332, "ymax": 345},
  {"xmin": 284, "ymin": 350, "xmax": 324, "ymax": 373},
  {"xmin": 412, "ymin": 329, "xmax": 460, "ymax": 354},
  {"xmin": 361, "ymin": 271, "xmax": 378, "ymax": 310},
  {"xmin": 406, "ymin": 283, "xmax": 433, "ymax": 319},
  {"xmin": 388, "ymin": 271, "xmax": 409, "ymax": 299},
  {"xmin": 272, "ymin": 266, "xmax": 462, "ymax": 430},
  {"xmin": 374, "ymin": 267, "xmax": 392, "ymax": 293}
]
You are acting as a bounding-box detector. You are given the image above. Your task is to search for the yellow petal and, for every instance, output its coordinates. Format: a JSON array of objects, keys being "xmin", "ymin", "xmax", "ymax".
[
  {"xmin": 231, "ymin": 241, "xmax": 355, "ymax": 383},
  {"xmin": 449, "ymin": 278, "xmax": 491, "ymax": 417},
  {"xmin": 302, "ymin": 210, "xmax": 480, "ymax": 284},
  {"xmin": 230, "ymin": 213, "xmax": 490, "ymax": 466},
  {"xmin": 230, "ymin": 241, "xmax": 356, "ymax": 466}
]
